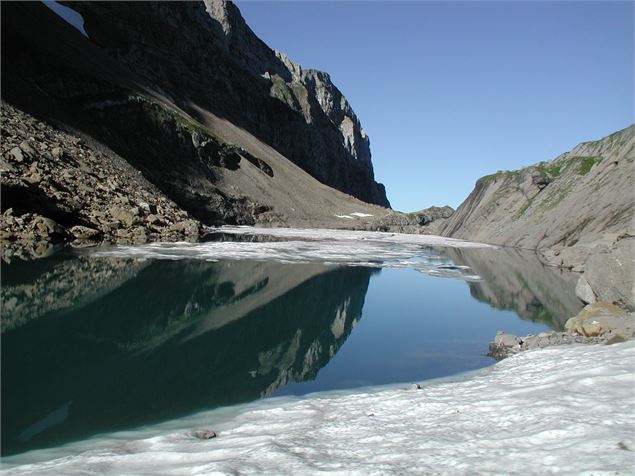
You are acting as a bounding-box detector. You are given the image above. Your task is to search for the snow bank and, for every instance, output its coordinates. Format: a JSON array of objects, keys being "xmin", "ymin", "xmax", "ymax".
[
  {"xmin": 4, "ymin": 342, "xmax": 634, "ymax": 475},
  {"xmin": 90, "ymin": 227, "xmax": 493, "ymax": 280},
  {"xmin": 42, "ymin": 1, "xmax": 89, "ymax": 38},
  {"xmin": 215, "ymin": 226, "xmax": 495, "ymax": 248}
]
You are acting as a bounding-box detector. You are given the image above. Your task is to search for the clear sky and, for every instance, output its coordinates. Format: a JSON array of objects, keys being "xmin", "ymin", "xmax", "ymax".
[{"xmin": 237, "ymin": 1, "xmax": 633, "ymax": 211}]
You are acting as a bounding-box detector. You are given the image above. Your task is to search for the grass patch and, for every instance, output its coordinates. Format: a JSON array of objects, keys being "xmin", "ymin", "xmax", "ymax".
[
  {"xmin": 481, "ymin": 171, "xmax": 504, "ymax": 184},
  {"xmin": 573, "ymin": 156, "xmax": 601, "ymax": 175},
  {"xmin": 482, "ymin": 169, "xmax": 523, "ymax": 185},
  {"xmin": 535, "ymin": 161, "xmax": 561, "ymax": 178}
]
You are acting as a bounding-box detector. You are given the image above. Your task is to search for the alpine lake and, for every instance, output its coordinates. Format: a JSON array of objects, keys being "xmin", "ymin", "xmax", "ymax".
[{"xmin": 1, "ymin": 227, "xmax": 583, "ymax": 459}]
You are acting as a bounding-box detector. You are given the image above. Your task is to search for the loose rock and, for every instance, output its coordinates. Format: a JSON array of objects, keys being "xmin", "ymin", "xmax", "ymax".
[
  {"xmin": 192, "ymin": 430, "xmax": 217, "ymax": 440},
  {"xmin": 489, "ymin": 301, "xmax": 635, "ymax": 360}
]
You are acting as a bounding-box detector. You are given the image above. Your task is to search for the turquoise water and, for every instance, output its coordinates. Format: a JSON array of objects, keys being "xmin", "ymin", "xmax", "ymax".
[{"xmin": 1, "ymin": 239, "xmax": 582, "ymax": 457}]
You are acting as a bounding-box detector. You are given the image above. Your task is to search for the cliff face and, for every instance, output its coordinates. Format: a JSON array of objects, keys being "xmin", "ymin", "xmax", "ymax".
[
  {"xmin": 1, "ymin": 1, "xmax": 391, "ymax": 239},
  {"xmin": 442, "ymin": 126, "xmax": 635, "ymax": 309},
  {"xmin": 67, "ymin": 0, "xmax": 388, "ymax": 206}
]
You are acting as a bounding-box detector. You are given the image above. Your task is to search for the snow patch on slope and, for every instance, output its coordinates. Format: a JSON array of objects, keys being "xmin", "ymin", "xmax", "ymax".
[{"xmin": 4, "ymin": 342, "xmax": 634, "ymax": 474}]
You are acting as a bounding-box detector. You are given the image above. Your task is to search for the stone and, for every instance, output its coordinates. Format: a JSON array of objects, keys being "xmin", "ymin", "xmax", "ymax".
[
  {"xmin": 9, "ymin": 147, "xmax": 24, "ymax": 163},
  {"xmin": 565, "ymin": 302, "xmax": 633, "ymax": 338},
  {"xmin": 583, "ymin": 238, "xmax": 635, "ymax": 311},
  {"xmin": 51, "ymin": 147, "xmax": 64, "ymax": 159},
  {"xmin": 19, "ymin": 140, "xmax": 36, "ymax": 156},
  {"xmin": 169, "ymin": 220, "xmax": 199, "ymax": 236},
  {"xmin": 70, "ymin": 225, "xmax": 101, "ymax": 240},
  {"xmin": 0, "ymin": 157, "xmax": 17, "ymax": 172},
  {"xmin": 192, "ymin": 430, "xmax": 217, "ymax": 440},
  {"xmin": 146, "ymin": 214, "xmax": 164, "ymax": 225},
  {"xmin": 604, "ymin": 333, "xmax": 627, "ymax": 345},
  {"xmin": 31, "ymin": 216, "xmax": 61, "ymax": 237},
  {"xmin": 109, "ymin": 207, "xmax": 135, "ymax": 227},
  {"xmin": 493, "ymin": 332, "xmax": 521, "ymax": 348},
  {"xmin": 488, "ymin": 332, "xmax": 523, "ymax": 360},
  {"xmin": 25, "ymin": 172, "xmax": 42, "ymax": 184},
  {"xmin": 575, "ymin": 275, "xmax": 596, "ymax": 304}
]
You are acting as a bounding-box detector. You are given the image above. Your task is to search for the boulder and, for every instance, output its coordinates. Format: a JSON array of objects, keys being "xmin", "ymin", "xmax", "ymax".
[
  {"xmin": 51, "ymin": 147, "xmax": 64, "ymax": 159},
  {"xmin": 169, "ymin": 219, "xmax": 200, "ymax": 236},
  {"xmin": 19, "ymin": 140, "xmax": 35, "ymax": 156},
  {"xmin": 109, "ymin": 207, "xmax": 136, "ymax": 227},
  {"xmin": 192, "ymin": 430, "xmax": 217, "ymax": 440},
  {"xmin": 582, "ymin": 238, "xmax": 635, "ymax": 310},
  {"xmin": 31, "ymin": 216, "xmax": 63, "ymax": 237},
  {"xmin": 9, "ymin": 146, "xmax": 24, "ymax": 163},
  {"xmin": 565, "ymin": 302, "xmax": 634, "ymax": 339},
  {"xmin": 575, "ymin": 275, "xmax": 596, "ymax": 304},
  {"xmin": 488, "ymin": 332, "xmax": 523, "ymax": 360},
  {"xmin": 0, "ymin": 157, "xmax": 17, "ymax": 172},
  {"xmin": 70, "ymin": 225, "xmax": 101, "ymax": 240}
]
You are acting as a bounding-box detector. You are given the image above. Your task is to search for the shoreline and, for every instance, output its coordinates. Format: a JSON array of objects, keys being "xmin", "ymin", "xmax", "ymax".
[
  {"xmin": 3, "ymin": 341, "xmax": 633, "ymax": 474},
  {"xmin": 488, "ymin": 301, "xmax": 635, "ymax": 360}
]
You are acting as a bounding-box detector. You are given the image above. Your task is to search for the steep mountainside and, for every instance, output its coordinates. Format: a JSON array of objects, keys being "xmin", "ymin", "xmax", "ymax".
[
  {"xmin": 442, "ymin": 126, "xmax": 634, "ymax": 309},
  {"xmin": 1, "ymin": 1, "xmax": 389, "ymax": 238},
  {"xmin": 66, "ymin": 0, "xmax": 389, "ymax": 207}
]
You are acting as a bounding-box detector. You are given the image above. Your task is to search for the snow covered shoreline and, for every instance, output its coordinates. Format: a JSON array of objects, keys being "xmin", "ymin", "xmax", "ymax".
[{"xmin": 3, "ymin": 341, "xmax": 634, "ymax": 475}]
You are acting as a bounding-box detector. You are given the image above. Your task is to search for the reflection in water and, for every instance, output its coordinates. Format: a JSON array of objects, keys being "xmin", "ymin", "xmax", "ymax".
[
  {"xmin": 1, "ymin": 244, "xmax": 585, "ymax": 457},
  {"xmin": 446, "ymin": 247, "xmax": 583, "ymax": 329},
  {"xmin": 1, "ymin": 255, "xmax": 148, "ymax": 333},
  {"xmin": 1, "ymin": 256, "xmax": 374, "ymax": 456}
]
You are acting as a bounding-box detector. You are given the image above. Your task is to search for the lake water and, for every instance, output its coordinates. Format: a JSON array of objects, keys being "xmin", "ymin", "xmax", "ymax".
[{"xmin": 1, "ymin": 228, "xmax": 583, "ymax": 460}]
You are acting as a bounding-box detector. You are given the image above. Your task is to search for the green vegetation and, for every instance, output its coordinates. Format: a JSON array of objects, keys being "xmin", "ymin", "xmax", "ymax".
[
  {"xmin": 481, "ymin": 171, "xmax": 504, "ymax": 185},
  {"xmin": 481, "ymin": 169, "xmax": 523, "ymax": 185},
  {"xmin": 573, "ymin": 156, "xmax": 602, "ymax": 175},
  {"xmin": 535, "ymin": 161, "xmax": 561, "ymax": 178},
  {"xmin": 140, "ymin": 95, "xmax": 213, "ymax": 137}
]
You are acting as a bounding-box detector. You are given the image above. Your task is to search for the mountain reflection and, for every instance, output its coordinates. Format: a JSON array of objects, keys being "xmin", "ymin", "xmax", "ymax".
[
  {"xmin": 446, "ymin": 247, "xmax": 583, "ymax": 329},
  {"xmin": 1, "ymin": 256, "xmax": 375, "ymax": 456}
]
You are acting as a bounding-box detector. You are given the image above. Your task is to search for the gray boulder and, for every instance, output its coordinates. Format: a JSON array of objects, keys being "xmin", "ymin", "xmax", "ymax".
[{"xmin": 582, "ymin": 237, "xmax": 634, "ymax": 310}]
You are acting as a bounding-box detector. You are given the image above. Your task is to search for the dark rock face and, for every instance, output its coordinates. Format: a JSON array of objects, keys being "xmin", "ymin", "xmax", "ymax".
[
  {"xmin": 1, "ymin": 1, "xmax": 390, "ymax": 250},
  {"xmin": 0, "ymin": 104, "xmax": 202, "ymax": 259},
  {"xmin": 67, "ymin": 0, "xmax": 389, "ymax": 207}
]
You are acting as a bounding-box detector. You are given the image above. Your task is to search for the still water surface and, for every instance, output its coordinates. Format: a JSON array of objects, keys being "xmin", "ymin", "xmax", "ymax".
[{"xmin": 1, "ymin": 231, "xmax": 583, "ymax": 457}]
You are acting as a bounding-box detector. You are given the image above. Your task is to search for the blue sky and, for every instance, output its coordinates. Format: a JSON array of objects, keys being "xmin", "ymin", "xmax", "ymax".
[{"xmin": 237, "ymin": 1, "xmax": 633, "ymax": 211}]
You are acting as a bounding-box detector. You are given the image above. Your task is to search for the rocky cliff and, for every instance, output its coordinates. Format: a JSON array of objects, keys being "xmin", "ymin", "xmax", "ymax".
[
  {"xmin": 442, "ymin": 126, "xmax": 635, "ymax": 310},
  {"xmin": 1, "ymin": 1, "xmax": 388, "ymax": 235}
]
